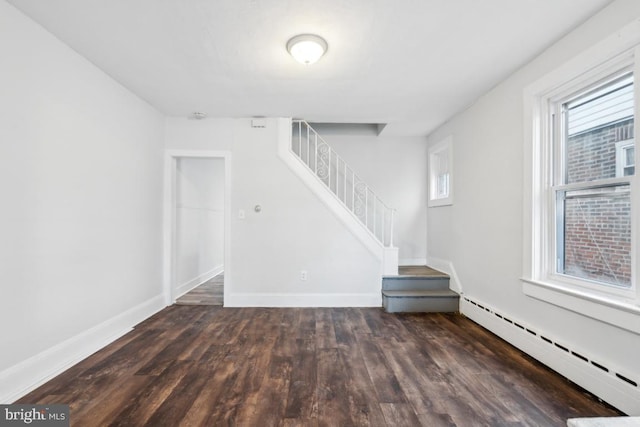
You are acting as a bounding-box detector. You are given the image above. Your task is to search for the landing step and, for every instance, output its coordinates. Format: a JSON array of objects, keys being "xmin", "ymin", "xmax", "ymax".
[
  {"xmin": 382, "ymin": 266, "xmax": 451, "ymax": 292},
  {"xmin": 383, "ymin": 265, "xmax": 448, "ymax": 279}
]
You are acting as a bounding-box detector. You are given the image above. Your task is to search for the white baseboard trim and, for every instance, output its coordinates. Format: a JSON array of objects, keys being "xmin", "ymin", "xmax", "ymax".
[
  {"xmin": 461, "ymin": 297, "xmax": 640, "ymax": 415},
  {"xmin": 425, "ymin": 256, "xmax": 463, "ymax": 294},
  {"xmin": 224, "ymin": 293, "xmax": 382, "ymax": 308},
  {"xmin": 399, "ymin": 258, "xmax": 427, "ymax": 266},
  {"xmin": 175, "ymin": 265, "xmax": 223, "ymax": 299},
  {"xmin": 0, "ymin": 294, "xmax": 166, "ymax": 404}
]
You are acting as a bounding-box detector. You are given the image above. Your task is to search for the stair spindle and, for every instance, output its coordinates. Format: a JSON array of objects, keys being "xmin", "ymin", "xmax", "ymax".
[{"xmin": 290, "ymin": 119, "xmax": 396, "ymax": 250}]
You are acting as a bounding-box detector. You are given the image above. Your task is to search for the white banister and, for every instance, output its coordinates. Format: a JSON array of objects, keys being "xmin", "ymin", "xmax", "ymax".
[
  {"xmin": 328, "ymin": 147, "xmax": 332, "ymax": 191},
  {"xmin": 352, "ymin": 169, "xmax": 355, "ymax": 211},
  {"xmin": 291, "ymin": 119, "xmax": 396, "ymax": 248},
  {"xmin": 343, "ymin": 162, "xmax": 347, "ymax": 202},
  {"xmin": 382, "ymin": 209, "xmax": 386, "ymax": 246},
  {"xmin": 306, "ymin": 130, "xmax": 310, "ymax": 165},
  {"xmin": 373, "ymin": 197, "xmax": 376, "ymax": 237},
  {"xmin": 389, "ymin": 209, "xmax": 395, "ymax": 247}
]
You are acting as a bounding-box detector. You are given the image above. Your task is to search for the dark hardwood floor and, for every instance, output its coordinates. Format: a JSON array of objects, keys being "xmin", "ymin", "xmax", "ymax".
[
  {"xmin": 175, "ymin": 274, "xmax": 224, "ymax": 306},
  {"xmin": 18, "ymin": 306, "xmax": 621, "ymax": 426}
]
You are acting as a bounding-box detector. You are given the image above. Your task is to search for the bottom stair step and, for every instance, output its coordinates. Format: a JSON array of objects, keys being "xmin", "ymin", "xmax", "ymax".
[{"xmin": 382, "ymin": 289, "xmax": 459, "ymax": 313}]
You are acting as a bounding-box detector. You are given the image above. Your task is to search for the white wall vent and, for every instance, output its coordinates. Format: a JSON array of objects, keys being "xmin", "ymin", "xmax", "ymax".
[{"xmin": 251, "ymin": 118, "xmax": 267, "ymax": 128}]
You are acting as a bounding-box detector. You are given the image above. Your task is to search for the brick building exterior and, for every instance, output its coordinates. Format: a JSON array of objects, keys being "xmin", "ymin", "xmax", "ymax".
[{"xmin": 563, "ymin": 118, "xmax": 633, "ymax": 287}]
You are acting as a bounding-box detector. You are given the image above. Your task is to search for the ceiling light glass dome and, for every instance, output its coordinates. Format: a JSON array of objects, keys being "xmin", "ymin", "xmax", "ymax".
[{"xmin": 287, "ymin": 34, "xmax": 328, "ymax": 65}]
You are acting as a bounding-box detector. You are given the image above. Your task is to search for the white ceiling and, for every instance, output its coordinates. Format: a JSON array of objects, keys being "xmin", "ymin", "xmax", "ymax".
[{"xmin": 8, "ymin": 0, "xmax": 614, "ymax": 136}]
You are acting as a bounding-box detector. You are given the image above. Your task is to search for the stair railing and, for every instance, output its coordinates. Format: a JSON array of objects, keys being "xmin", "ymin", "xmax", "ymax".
[{"xmin": 291, "ymin": 120, "xmax": 396, "ymax": 248}]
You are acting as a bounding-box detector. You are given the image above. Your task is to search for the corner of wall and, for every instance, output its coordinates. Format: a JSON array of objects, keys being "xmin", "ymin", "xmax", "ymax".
[{"xmin": 426, "ymin": 256, "xmax": 464, "ymax": 295}]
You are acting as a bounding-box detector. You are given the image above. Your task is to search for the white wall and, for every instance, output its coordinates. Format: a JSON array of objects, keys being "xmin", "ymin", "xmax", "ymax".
[
  {"xmin": 0, "ymin": 1, "xmax": 165, "ymax": 401},
  {"xmin": 175, "ymin": 157, "xmax": 225, "ymax": 294},
  {"xmin": 165, "ymin": 118, "xmax": 382, "ymax": 306},
  {"xmin": 426, "ymin": 0, "xmax": 640, "ymax": 413},
  {"xmin": 328, "ymin": 135, "xmax": 428, "ymax": 265}
]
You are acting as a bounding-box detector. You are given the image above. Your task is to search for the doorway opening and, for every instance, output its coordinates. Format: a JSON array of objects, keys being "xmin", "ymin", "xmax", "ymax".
[{"xmin": 163, "ymin": 150, "xmax": 231, "ymax": 306}]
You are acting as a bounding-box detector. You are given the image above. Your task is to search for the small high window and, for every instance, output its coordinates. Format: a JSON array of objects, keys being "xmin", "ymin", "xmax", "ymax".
[{"xmin": 428, "ymin": 136, "xmax": 453, "ymax": 207}]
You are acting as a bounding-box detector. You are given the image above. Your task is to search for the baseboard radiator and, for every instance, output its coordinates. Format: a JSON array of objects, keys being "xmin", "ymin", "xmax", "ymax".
[{"xmin": 460, "ymin": 296, "xmax": 640, "ymax": 415}]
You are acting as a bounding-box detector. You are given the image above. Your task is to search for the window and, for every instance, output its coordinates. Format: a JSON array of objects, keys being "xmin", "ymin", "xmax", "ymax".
[
  {"xmin": 523, "ymin": 26, "xmax": 640, "ymax": 333},
  {"xmin": 616, "ymin": 140, "xmax": 635, "ymax": 177},
  {"xmin": 553, "ymin": 72, "xmax": 634, "ymax": 289},
  {"xmin": 428, "ymin": 136, "xmax": 453, "ymax": 207}
]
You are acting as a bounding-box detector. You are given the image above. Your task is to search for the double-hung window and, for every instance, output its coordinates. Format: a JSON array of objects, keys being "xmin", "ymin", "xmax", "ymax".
[
  {"xmin": 524, "ymin": 39, "xmax": 640, "ymax": 327},
  {"xmin": 552, "ymin": 71, "xmax": 634, "ymax": 291}
]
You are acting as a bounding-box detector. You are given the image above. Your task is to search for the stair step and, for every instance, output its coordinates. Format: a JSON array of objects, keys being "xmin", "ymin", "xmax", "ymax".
[
  {"xmin": 384, "ymin": 265, "xmax": 448, "ymax": 278},
  {"xmin": 382, "ymin": 266, "xmax": 450, "ymax": 292},
  {"xmin": 382, "ymin": 289, "xmax": 459, "ymax": 313},
  {"xmin": 382, "ymin": 289, "xmax": 458, "ymax": 298},
  {"xmin": 381, "ymin": 266, "xmax": 458, "ymax": 313},
  {"xmin": 382, "ymin": 276, "xmax": 450, "ymax": 291}
]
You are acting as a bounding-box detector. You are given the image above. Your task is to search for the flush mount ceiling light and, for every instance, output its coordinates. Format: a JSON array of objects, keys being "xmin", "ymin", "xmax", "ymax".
[{"xmin": 287, "ymin": 34, "xmax": 328, "ymax": 65}]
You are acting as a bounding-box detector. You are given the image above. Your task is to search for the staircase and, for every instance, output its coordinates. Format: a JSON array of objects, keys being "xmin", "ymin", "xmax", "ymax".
[
  {"xmin": 382, "ymin": 266, "xmax": 459, "ymax": 313},
  {"xmin": 287, "ymin": 120, "xmax": 398, "ymax": 275}
]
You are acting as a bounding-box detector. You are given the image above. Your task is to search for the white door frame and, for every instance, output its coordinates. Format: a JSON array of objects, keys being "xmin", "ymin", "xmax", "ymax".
[{"xmin": 163, "ymin": 150, "xmax": 232, "ymax": 305}]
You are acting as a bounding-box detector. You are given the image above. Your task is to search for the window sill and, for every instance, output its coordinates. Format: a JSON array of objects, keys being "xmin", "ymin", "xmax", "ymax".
[
  {"xmin": 522, "ymin": 278, "xmax": 640, "ymax": 335},
  {"xmin": 428, "ymin": 198, "xmax": 453, "ymax": 208}
]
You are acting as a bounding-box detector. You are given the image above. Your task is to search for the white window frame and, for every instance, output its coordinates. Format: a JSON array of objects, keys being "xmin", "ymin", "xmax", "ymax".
[
  {"xmin": 551, "ymin": 69, "xmax": 634, "ymax": 294},
  {"xmin": 428, "ymin": 136, "xmax": 453, "ymax": 207},
  {"xmin": 616, "ymin": 139, "xmax": 635, "ymax": 177},
  {"xmin": 522, "ymin": 26, "xmax": 640, "ymax": 334}
]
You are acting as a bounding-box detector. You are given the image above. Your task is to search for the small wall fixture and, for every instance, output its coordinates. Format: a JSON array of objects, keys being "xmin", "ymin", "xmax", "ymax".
[
  {"xmin": 190, "ymin": 111, "xmax": 207, "ymax": 120},
  {"xmin": 287, "ymin": 34, "xmax": 328, "ymax": 65}
]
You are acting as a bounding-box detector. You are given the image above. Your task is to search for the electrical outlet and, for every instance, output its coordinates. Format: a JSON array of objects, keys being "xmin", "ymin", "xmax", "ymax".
[{"xmin": 300, "ymin": 270, "xmax": 308, "ymax": 281}]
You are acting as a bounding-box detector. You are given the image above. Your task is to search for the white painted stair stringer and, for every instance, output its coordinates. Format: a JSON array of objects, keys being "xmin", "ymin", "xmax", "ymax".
[{"xmin": 276, "ymin": 118, "xmax": 398, "ymax": 275}]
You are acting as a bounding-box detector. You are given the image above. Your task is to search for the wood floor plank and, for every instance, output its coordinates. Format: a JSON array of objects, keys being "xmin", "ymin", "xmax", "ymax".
[
  {"xmin": 70, "ymin": 375, "xmax": 153, "ymax": 426},
  {"xmin": 135, "ymin": 326, "xmax": 206, "ymax": 376},
  {"xmin": 200, "ymin": 324, "xmax": 276, "ymax": 425},
  {"xmin": 377, "ymin": 337, "xmax": 453, "ymax": 418},
  {"xmin": 108, "ymin": 360, "xmax": 194, "ymax": 427},
  {"xmin": 316, "ymin": 348, "xmax": 356, "ymax": 427},
  {"xmin": 337, "ymin": 345, "xmax": 388, "ymax": 426},
  {"xmin": 16, "ymin": 307, "xmax": 623, "ymax": 426},
  {"xmin": 142, "ymin": 367, "xmax": 210, "ymax": 426},
  {"xmin": 315, "ymin": 308, "xmax": 338, "ymax": 349},
  {"xmin": 358, "ymin": 338, "xmax": 407, "ymax": 404},
  {"xmin": 177, "ymin": 345, "xmax": 241, "ymax": 426},
  {"xmin": 379, "ymin": 403, "xmax": 423, "ymax": 427},
  {"xmin": 244, "ymin": 353, "xmax": 293, "ymax": 427},
  {"xmin": 330, "ymin": 308, "xmax": 357, "ymax": 347},
  {"xmin": 283, "ymin": 339, "xmax": 317, "ymax": 420}
]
